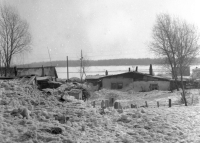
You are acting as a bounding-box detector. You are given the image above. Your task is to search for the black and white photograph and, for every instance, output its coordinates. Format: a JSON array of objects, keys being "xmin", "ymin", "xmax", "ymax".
[{"xmin": 0, "ymin": 0, "xmax": 200, "ymax": 142}]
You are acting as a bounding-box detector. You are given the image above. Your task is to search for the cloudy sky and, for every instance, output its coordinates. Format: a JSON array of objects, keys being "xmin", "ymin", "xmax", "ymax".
[{"xmin": 0, "ymin": 0, "xmax": 200, "ymax": 64}]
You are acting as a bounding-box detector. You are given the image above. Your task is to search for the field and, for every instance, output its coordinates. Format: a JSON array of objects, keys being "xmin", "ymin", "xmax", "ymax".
[{"xmin": 1, "ymin": 80, "xmax": 200, "ymax": 143}]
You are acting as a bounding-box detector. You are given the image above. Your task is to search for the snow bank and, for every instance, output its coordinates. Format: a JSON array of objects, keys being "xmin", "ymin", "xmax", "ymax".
[{"xmin": 1, "ymin": 80, "xmax": 200, "ymax": 142}]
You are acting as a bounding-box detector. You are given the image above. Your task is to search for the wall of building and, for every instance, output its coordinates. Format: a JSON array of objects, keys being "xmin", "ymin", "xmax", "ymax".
[
  {"xmin": 132, "ymin": 81, "xmax": 170, "ymax": 92},
  {"xmin": 102, "ymin": 75, "xmax": 170, "ymax": 91},
  {"xmin": 102, "ymin": 76, "xmax": 133, "ymax": 89}
]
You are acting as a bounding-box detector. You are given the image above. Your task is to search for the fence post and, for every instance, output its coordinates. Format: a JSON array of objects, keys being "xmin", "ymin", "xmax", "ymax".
[
  {"xmin": 145, "ymin": 101, "xmax": 148, "ymax": 108},
  {"xmin": 131, "ymin": 104, "xmax": 133, "ymax": 108},
  {"xmin": 118, "ymin": 102, "xmax": 122, "ymax": 109},
  {"xmin": 101, "ymin": 100, "xmax": 105, "ymax": 108},
  {"xmin": 92, "ymin": 101, "xmax": 95, "ymax": 108},
  {"xmin": 114, "ymin": 102, "xmax": 119, "ymax": 109},
  {"xmin": 157, "ymin": 101, "xmax": 159, "ymax": 108},
  {"xmin": 131, "ymin": 104, "xmax": 137, "ymax": 108},
  {"xmin": 169, "ymin": 99, "xmax": 171, "ymax": 107},
  {"xmin": 109, "ymin": 98, "xmax": 114, "ymax": 107},
  {"xmin": 105, "ymin": 100, "xmax": 109, "ymax": 108}
]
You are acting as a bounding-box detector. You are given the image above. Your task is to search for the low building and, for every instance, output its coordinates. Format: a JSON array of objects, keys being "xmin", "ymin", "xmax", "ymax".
[
  {"xmin": 191, "ymin": 67, "xmax": 200, "ymax": 79},
  {"xmin": 0, "ymin": 66, "xmax": 58, "ymax": 79},
  {"xmin": 100, "ymin": 71, "xmax": 172, "ymax": 92},
  {"xmin": 85, "ymin": 75, "xmax": 104, "ymax": 90},
  {"xmin": 17, "ymin": 66, "xmax": 59, "ymax": 89},
  {"xmin": 85, "ymin": 75, "xmax": 104, "ymax": 85},
  {"xmin": 17, "ymin": 66, "xmax": 58, "ymax": 79}
]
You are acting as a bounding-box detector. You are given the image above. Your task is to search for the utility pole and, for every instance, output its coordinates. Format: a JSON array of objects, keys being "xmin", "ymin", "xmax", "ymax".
[
  {"xmin": 47, "ymin": 47, "xmax": 52, "ymax": 67},
  {"xmin": 66, "ymin": 56, "xmax": 69, "ymax": 80},
  {"xmin": 83, "ymin": 66, "xmax": 87, "ymax": 77},
  {"xmin": 80, "ymin": 50, "xmax": 83, "ymax": 82}
]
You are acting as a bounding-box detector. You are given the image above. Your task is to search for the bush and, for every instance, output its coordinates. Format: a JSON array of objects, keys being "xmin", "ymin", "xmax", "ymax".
[{"xmin": 178, "ymin": 91, "xmax": 199, "ymax": 105}]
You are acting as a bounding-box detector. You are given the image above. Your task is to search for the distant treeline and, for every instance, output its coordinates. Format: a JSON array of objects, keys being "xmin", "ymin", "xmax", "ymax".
[{"xmin": 17, "ymin": 58, "xmax": 200, "ymax": 68}]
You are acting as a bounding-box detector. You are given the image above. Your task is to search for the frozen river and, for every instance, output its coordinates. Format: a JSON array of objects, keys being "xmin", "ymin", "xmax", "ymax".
[{"xmin": 56, "ymin": 65, "xmax": 200, "ymax": 79}]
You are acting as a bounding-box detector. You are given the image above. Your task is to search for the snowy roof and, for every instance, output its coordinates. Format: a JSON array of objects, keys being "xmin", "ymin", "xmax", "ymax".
[
  {"xmin": 100, "ymin": 71, "xmax": 171, "ymax": 81},
  {"xmin": 85, "ymin": 75, "xmax": 105, "ymax": 80}
]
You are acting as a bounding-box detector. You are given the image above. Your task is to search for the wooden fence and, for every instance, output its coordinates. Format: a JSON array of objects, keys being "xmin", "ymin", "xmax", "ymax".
[{"xmin": 91, "ymin": 98, "xmax": 179, "ymax": 110}]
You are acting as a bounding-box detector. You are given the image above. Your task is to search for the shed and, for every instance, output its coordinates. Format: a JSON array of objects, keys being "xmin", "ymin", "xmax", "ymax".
[
  {"xmin": 85, "ymin": 75, "xmax": 104, "ymax": 91},
  {"xmin": 100, "ymin": 71, "xmax": 171, "ymax": 92},
  {"xmin": 17, "ymin": 66, "xmax": 58, "ymax": 79},
  {"xmin": 85, "ymin": 75, "xmax": 104, "ymax": 85}
]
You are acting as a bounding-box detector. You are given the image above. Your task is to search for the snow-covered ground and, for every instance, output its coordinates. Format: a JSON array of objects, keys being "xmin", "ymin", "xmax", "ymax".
[{"xmin": 1, "ymin": 80, "xmax": 200, "ymax": 143}]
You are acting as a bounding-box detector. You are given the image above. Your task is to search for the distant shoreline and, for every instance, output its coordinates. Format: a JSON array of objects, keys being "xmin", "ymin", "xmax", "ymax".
[{"xmin": 17, "ymin": 58, "xmax": 200, "ymax": 68}]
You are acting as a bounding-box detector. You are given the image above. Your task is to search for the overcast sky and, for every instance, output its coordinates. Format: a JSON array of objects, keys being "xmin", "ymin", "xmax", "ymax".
[{"xmin": 1, "ymin": 0, "xmax": 200, "ymax": 64}]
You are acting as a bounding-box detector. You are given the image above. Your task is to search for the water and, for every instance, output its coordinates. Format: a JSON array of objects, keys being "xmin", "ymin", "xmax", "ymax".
[{"xmin": 56, "ymin": 65, "xmax": 200, "ymax": 79}]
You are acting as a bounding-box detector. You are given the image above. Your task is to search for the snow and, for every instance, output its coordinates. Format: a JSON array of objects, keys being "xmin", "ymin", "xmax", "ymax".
[{"xmin": 0, "ymin": 79, "xmax": 200, "ymax": 142}]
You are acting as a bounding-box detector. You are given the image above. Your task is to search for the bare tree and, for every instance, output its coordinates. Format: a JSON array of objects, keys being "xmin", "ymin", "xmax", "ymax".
[
  {"xmin": 0, "ymin": 5, "xmax": 31, "ymax": 76},
  {"xmin": 175, "ymin": 19, "xmax": 199, "ymax": 106},
  {"xmin": 150, "ymin": 13, "xmax": 199, "ymax": 106}
]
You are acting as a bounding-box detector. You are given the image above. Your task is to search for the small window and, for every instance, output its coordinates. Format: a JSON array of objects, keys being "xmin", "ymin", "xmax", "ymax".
[
  {"xmin": 117, "ymin": 83, "xmax": 123, "ymax": 89},
  {"xmin": 111, "ymin": 83, "xmax": 123, "ymax": 89},
  {"xmin": 150, "ymin": 84, "xmax": 158, "ymax": 90},
  {"xmin": 111, "ymin": 83, "xmax": 117, "ymax": 89}
]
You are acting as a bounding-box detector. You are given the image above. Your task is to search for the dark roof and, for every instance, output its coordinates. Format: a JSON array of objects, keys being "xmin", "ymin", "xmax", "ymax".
[
  {"xmin": 145, "ymin": 75, "xmax": 171, "ymax": 81},
  {"xmin": 99, "ymin": 71, "xmax": 143, "ymax": 78},
  {"xmin": 100, "ymin": 71, "xmax": 170, "ymax": 81},
  {"xmin": 36, "ymin": 76, "xmax": 52, "ymax": 81},
  {"xmin": 17, "ymin": 66, "xmax": 56, "ymax": 69}
]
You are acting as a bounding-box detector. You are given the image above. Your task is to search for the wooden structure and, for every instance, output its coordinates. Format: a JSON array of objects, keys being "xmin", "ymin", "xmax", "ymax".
[
  {"xmin": 0, "ymin": 66, "xmax": 58, "ymax": 79},
  {"xmin": 100, "ymin": 71, "xmax": 172, "ymax": 91},
  {"xmin": 68, "ymin": 89, "xmax": 82, "ymax": 100}
]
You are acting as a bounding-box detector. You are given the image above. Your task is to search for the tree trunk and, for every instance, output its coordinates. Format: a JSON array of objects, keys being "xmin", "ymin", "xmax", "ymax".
[
  {"xmin": 182, "ymin": 88, "xmax": 187, "ymax": 106},
  {"xmin": 4, "ymin": 60, "xmax": 10, "ymax": 77},
  {"xmin": 174, "ymin": 77, "xmax": 179, "ymax": 91},
  {"xmin": 180, "ymin": 70, "xmax": 187, "ymax": 106},
  {"xmin": 172, "ymin": 66, "xmax": 179, "ymax": 91},
  {"xmin": 4, "ymin": 63, "xmax": 7, "ymax": 77}
]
